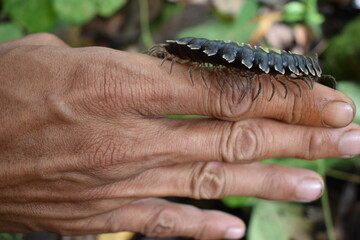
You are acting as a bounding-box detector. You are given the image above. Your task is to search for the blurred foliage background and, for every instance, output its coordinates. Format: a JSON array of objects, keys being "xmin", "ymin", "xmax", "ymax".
[{"xmin": 0, "ymin": 0, "xmax": 360, "ymax": 240}]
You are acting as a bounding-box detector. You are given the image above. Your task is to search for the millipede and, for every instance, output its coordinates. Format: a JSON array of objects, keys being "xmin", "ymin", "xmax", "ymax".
[{"xmin": 146, "ymin": 37, "xmax": 336, "ymax": 101}]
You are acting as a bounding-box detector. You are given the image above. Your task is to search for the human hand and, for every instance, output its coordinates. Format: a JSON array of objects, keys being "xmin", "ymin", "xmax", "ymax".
[{"xmin": 0, "ymin": 33, "xmax": 359, "ymax": 239}]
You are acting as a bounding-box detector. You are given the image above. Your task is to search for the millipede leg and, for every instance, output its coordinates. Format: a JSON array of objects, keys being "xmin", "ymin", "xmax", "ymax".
[
  {"xmin": 239, "ymin": 74, "xmax": 255, "ymax": 102},
  {"xmin": 243, "ymin": 75, "xmax": 249, "ymax": 93},
  {"xmin": 302, "ymin": 77, "xmax": 312, "ymax": 89},
  {"xmin": 145, "ymin": 46, "xmax": 156, "ymax": 55},
  {"xmin": 169, "ymin": 59, "xmax": 175, "ymax": 74},
  {"xmin": 214, "ymin": 71, "xmax": 225, "ymax": 91},
  {"xmin": 252, "ymin": 75, "xmax": 262, "ymax": 101},
  {"xmin": 146, "ymin": 48, "xmax": 154, "ymax": 55},
  {"xmin": 309, "ymin": 76, "xmax": 315, "ymax": 89},
  {"xmin": 160, "ymin": 56, "xmax": 168, "ymax": 66},
  {"xmin": 200, "ymin": 67, "xmax": 209, "ymax": 88},
  {"xmin": 188, "ymin": 67, "xmax": 195, "ymax": 86},
  {"xmin": 247, "ymin": 75, "xmax": 253, "ymax": 94},
  {"xmin": 147, "ymin": 47, "xmax": 163, "ymax": 56},
  {"xmin": 232, "ymin": 70, "xmax": 247, "ymax": 91},
  {"xmin": 275, "ymin": 76, "xmax": 288, "ymax": 99},
  {"xmin": 269, "ymin": 78, "xmax": 276, "ymax": 101},
  {"xmin": 232, "ymin": 74, "xmax": 241, "ymax": 91},
  {"xmin": 219, "ymin": 68, "xmax": 233, "ymax": 89},
  {"xmin": 215, "ymin": 67, "xmax": 233, "ymax": 89},
  {"xmin": 288, "ymin": 79, "xmax": 302, "ymax": 97},
  {"xmin": 239, "ymin": 74, "xmax": 248, "ymax": 91},
  {"xmin": 240, "ymin": 88, "xmax": 248, "ymax": 103}
]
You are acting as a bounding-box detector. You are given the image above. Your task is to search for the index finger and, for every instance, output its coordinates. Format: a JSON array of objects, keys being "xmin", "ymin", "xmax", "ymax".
[{"xmin": 127, "ymin": 52, "xmax": 355, "ymax": 128}]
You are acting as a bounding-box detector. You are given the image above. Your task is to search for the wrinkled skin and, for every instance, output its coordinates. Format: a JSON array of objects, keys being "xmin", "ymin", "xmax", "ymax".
[{"xmin": 0, "ymin": 33, "xmax": 359, "ymax": 239}]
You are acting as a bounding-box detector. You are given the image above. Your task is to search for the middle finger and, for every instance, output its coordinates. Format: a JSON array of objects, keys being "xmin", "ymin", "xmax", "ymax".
[{"xmin": 135, "ymin": 118, "xmax": 360, "ymax": 166}]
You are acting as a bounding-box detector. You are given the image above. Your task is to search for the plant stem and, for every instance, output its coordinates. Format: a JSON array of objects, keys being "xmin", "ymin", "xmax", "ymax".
[
  {"xmin": 326, "ymin": 168, "xmax": 360, "ymax": 184},
  {"xmin": 317, "ymin": 160, "xmax": 336, "ymax": 240},
  {"xmin": 139, "ymin": 0, "xmax": 153, "ymax": 48},
  {"xmin": 321, "ymin": 186, "xmax": 336, "ymax": 240}
]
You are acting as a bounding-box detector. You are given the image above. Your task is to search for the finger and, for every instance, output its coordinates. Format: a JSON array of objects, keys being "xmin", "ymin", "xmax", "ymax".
[
  {"xmin": 0, "ymin": 33, "xmax": 69, "ymax": 48},
  {"xmin": 46, "ymin": 198, "xmax": 246, "ymax": 239},
  {"xmin": 128, "ymin": 53, "xmax": 355, "ymax": 127},
  {"xmin": 95, "ymin": 162, "xmax": 324, "ymax": 203},
  {"xmin": 123, "ymin": 118, "xmax": 360, "ymax": 167},
  {"xmin": 73, "ymin": 118, "xmax": 360, "ymax": 181}
]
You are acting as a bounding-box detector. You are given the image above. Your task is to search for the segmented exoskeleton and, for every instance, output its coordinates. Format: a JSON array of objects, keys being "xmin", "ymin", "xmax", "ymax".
[{"xmin": 147, "ymin": 37, "xmax": 336, "ymax": 101}]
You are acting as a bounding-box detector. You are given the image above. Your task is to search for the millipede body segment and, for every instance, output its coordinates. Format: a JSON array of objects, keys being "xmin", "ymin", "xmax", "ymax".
[{"xmin": 147, "ymin": 37, "xmax": 336, "ymax": 100}]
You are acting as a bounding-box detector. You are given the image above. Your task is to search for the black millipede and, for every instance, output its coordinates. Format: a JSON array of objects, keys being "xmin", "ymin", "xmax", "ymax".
[{"xmin": 146, "ymin": 37, "xmax": 336, "ymax": 101}]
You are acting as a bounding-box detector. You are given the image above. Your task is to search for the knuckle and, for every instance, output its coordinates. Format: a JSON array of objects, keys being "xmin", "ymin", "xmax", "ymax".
[
  {"xmin": 220, "ymin": 122, "xmax": 260, "ymax": 163},
  {"xmin": 189, "ymin": 162, "xmax": 227, "ymax": 199},
  {"xmin": 305, "ymin": 131, "xmax": 324, "ymax": 160},
  {"xmin": 212, "ymin": 88, "xmax": 253, "ymax": 119},
  {"xmin": 143, "ymin": 208, "xmax": 180, "ymax": 237}
]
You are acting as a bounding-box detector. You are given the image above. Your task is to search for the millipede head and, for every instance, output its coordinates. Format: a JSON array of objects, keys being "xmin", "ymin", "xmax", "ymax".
[{"xmin": 319, "ymin": 74, "xmax": 337, "ymax": 89}]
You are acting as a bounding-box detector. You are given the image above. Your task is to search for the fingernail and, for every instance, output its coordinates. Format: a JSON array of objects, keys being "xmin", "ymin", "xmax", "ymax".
[
  {"xmin": 339, "ymin": 130, "xmax": 360, "ymax": 158},
  {"xmin": 295, "ymin": 178, "xmax": 323, "ymax": 202},
  {"xmin": 322, "ymin": 101, "xmax": 354, "ymax": 128},
  {"xmin": 224, "ymin": 227, "xmax": 245, "ymax": 239}
]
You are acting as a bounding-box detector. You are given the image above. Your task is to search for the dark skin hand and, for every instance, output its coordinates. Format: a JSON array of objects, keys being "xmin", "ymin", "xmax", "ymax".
[{"xmin": 0, "ymin": 33, "xmax": 359, "ymax": 239}]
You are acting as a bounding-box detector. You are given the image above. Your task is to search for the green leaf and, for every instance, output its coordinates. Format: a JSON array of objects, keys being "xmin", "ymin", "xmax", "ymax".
[
  {"xmin": 3, "ymin": 0, "xmax": 56, "ymax": 33},
  {"xmin": 304, "ymin": 0, "xmax": 324, "ymax": 36},
  {"xmin": 150, "ymin": 2, "xmax": 183, "ymax": 34},
  {"xmin": 0, "ymin": 23, "xmax": 24, "ymax": 42},
  {"xmin": 178, "ymin": 0, "xmax": 258, "ymax": 43},
  {"xmin": 323, "ymin": 16, "xmax": 360, "ymax": 80},
  {"xmin": 178, "ymin": 21, "xmax": 232, "ymax": 41},
  {"xmin": 222, "ymin": 196, "xmax": 255, "ymax": 208},
  {"xmin": 234, "ymin": 0, "xmax": 258, "ymax": 27},
  {"xmin": 0, "ymin": 234, "xmax": 13, "ymax": 240},
  {"xmin": 248, "ymin": 201, "xmax": 312, "ymax": 240},
  {"xmin": 305, "ymin": 0, "xmax": 324, "ymax": 25},
  {"xmin": 0, "ymin": 234, "xmax": 23, "ymax": 240},
  {"xmin": 283, "ymin": 2, "xmax": 305, "ymax": 23},
  {"xmin": 53, "ymin": 0, "xmax": 97, "ymax": 25},
  {"xmin": 97, "ymin": 0, "xmax": 127, "ymax": 17},
  {"xmin": 283, "ymin": 0, "xmax": 324, "ymax": 35},
  {"xmin": 337, "ymin": 81, "xmax": 360, "ymax": 124}
]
